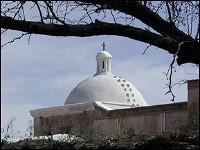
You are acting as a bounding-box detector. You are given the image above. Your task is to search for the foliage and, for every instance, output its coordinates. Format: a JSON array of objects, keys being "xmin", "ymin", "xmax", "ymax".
[
  {"xmin": 114, "ymin": 128, "xmax": 136, "ymax": 140},
  {"xmin": 1, "ymin": 117, "xmax": 16, "ymax": 140},
  {"xmin": 1, "ymin": 133, "xmax": 199, "ymax": 149},
  {"xmin": 1, "ymin": 117, "xmax": 199, "ymax": 149}
]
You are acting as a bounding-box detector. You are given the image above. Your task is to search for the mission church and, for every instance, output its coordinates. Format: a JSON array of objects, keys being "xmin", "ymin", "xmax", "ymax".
[{"xmin": 30, "ymin": 43, "xmax": 199, "ymax": 138}]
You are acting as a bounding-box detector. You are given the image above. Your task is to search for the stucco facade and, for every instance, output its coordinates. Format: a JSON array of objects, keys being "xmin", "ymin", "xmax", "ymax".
[{"xmin": 30, "ymin": 79, "xmax": 199, "ymax": 138}]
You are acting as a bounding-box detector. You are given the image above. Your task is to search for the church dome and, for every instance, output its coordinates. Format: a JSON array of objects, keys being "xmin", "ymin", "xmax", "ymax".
[
  {"xmin": 64, "ymin": 44, "xmax": 148, "ymax": 107},
  {"xmin": 65, "ymin": 72, "xmax": 147, "ymax": 107}
]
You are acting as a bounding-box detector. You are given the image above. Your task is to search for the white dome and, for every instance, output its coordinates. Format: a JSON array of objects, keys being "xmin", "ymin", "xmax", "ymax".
[
  {"xmin": 65, "ymin": 72, "xmax": 148, "ymax": 107},
  {"xmin": 65, "ymin": 48, "xmax": 148, "ymax": 108}
]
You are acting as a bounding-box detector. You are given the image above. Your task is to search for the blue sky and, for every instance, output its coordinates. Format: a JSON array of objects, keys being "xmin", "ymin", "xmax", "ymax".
[{"xmin": 1, "ymin": 29, "xmax": 199, "ymax": 138}]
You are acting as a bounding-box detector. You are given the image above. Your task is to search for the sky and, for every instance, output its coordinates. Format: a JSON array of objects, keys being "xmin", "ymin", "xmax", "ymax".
[
  {"xmin": 1, "ymin": 30, "xmax": 198, "ymax": 138},
  {"xmin": 1, "ymin": 2, "xmax": 199, "ymax": 139}
]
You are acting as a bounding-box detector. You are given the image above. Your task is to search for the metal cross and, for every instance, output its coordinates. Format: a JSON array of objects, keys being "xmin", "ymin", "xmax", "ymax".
[{"xmin": 102, "ymin": 42, "xmax": 106, "ymax": 51}]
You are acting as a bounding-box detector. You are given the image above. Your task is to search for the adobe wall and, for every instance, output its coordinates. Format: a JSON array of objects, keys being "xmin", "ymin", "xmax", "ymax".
[
  {"xmin": 34, "ymin": 102, "xmax": 188, "ymax": 137},
  {"xmin": 32, "ymin": 79, "xmax": 199, "ymax": 138},
  {"xmin": 187, "ymin": 79, "xmax": 199, "ymax": 128},
  {"xmin": 92, "ymin": 102, "xmax": 188, "ymax": 137},
  {"xmin": 187, "ymin": 79, "xmax": 199, "ymax": 110},
  {"xmin": 34, "ymin": 111, "xmax": 94, "ymax": 136}
]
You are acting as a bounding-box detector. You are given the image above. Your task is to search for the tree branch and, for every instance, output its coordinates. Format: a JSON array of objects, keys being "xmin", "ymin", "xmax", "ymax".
[
  {"xmin": 1, "ymin": 16, "xmax": 199, "ymax": 65},
  {"xmin": 166, "ymin": 1, "xmax": 173, "ymax": 23},
  {"xmin": 1, "ymin": 16, "xmax": 177, "ymax": 50},
  {"xmin": 44, "ymin": 1, "xmax": 67, "ymax": 25},
  {"xmin": 78, "ymin": 0, "xmax": 194, "ymax": 42},
  {"xmin": 34, "ymin": 1, "xmax": 44, "ymax": 23},
  {"xmin": 164, "ymin": 50, "xmax": 177, "ymax": 102},
  {"xmin": 1, "ymin": 32, "xmax": 30, "ymax": 49}
]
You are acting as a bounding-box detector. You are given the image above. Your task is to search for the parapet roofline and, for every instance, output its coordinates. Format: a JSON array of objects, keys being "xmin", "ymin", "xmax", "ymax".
[
  {"xmin": 30, "ymin": 101, "xmax": 188, "ymax": 118},
  {"xmin": 30, "ymin": 101, "xmax": 133, "ymax": 117}
]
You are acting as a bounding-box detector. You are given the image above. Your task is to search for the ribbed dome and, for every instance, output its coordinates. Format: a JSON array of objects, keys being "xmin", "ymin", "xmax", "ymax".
[{"xmin": 64, "ymin": 72, "xmax": 147, "ymax": 107}]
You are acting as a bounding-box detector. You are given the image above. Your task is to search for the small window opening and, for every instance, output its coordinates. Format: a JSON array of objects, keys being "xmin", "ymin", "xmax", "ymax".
[{"xmin": 102, "ymin": 61, "xmax": 105, "ymax": 69}]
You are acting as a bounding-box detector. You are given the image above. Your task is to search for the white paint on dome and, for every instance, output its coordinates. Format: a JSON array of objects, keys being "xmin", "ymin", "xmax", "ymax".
[{"xmin": 64, "ymin": 50, "xmax": 148, "ymax": 107}]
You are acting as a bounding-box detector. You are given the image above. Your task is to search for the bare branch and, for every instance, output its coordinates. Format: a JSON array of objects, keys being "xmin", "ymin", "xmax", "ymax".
[
  {"xmin": 166, "ymin": 1, "xmax": 172, "ymax": 23},
  {"xmin": 172, "ymin": 79, "xmax": 187, "ymax": 87},
  {"xmin": 78, "ymin": 0, "xmax": 194, "ymax": 42},
  {"xmin": 171, "ymin": 1, "xmax": 176, "ymax": 23},
  {"xmin": 1, "ymin": 1, "xmax": 199, "ymax": 65},
  {"xmin": 110, "ymin": 10, "xmax": 116, "ymax": 24},
  {"xmin": 44, "ymin": 1, "xmax": 66, "ymax": 25},
  {"xmin": 164, "ymin": 53, "xmax": 176, "ymax": 102},
  {"xmin": 1, "ymin": 32, "xmax": 30, "ymax": 49},
  {"xmin": 164, "ymin": 41, "xmax": 188, "ymax": 102},
  {"xmin": 142, "ymin": 44, "xmax": 151, "ymax": 55},
  {"xmin": 28, "ymin": 33, "xmax": 32, "ymax": 45},
  {"xmin": 195, "ymin": 23, "xmax": 199, "ymax": 40},
  {"xmin": 34, "ymin": 1, "xmax": 44, "ymax": 23},
  {"xmin": 1, "ymin": 16, "xmax": 180, "ymax": 55},
  {"xmin": 82, "ymin": 5, "xmax": 94, "ymax": 23},
  {"xmin": 1, "ymin": 29, "xmax": 7, "ymax": 35},
  {"xmin": 12, "ymin": 1, "xmax": 26, "ymax": 20}
]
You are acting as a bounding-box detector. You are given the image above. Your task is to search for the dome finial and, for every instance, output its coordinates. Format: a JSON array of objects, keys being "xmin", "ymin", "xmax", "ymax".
[{"xmin": 101, "ymin": 42, "xmax": 106, "ymax": 51}]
